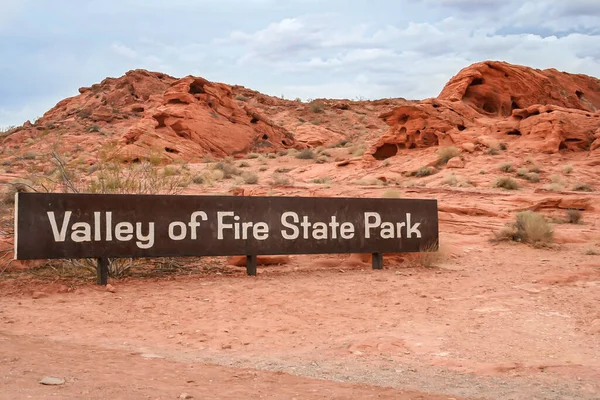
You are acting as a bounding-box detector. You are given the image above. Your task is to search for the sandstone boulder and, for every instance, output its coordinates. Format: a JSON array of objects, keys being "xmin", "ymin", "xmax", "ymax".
[
  {"xmin": 366, "ymin": 60, "xmax": 600, "ymax": 158},
  {"xmin": 446, "ymin": 157, "xmax": 465, "ymax": 168},
  {"xmin": 293, "ymin": 124, "xmax": 345, "ymax": 148}
]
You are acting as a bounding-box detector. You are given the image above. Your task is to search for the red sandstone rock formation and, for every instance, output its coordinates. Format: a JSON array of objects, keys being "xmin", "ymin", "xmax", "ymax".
[
  {"xmin": 3, "ymin": 70, "xmax": 296, "ymax": 163},
  {"xmin": 368, "ymin": 61, "xmax": 600, "ymax": 159}
]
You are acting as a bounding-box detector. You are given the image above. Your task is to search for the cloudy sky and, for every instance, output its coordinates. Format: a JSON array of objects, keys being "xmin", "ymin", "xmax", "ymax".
[{"xmin": 1, "ymin": 0, "xmax": 599, "ymax": 128}]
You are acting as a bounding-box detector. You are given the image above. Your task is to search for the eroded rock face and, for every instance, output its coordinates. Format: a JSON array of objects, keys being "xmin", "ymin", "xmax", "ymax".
[
  {"xmin": 119, "ymin": 76, "xmax": 295, "ymax": 161},
  {"xmin": 292, "ymin": 124, "xmax": 345, "ymax": 148},
  {"xmin": 3, "ymin": 70, "xmax": 296, "ymax": 163},
  {"xmin": 371, "ymin": 99, "xmax": 483, "ymax": 159},
  {"xmin": 510, "ymin": 105, "xmax": 599, "ymax": 153},
  {"xmin": 368, "ymin": 61, "xmax": 600, "ymax": 159}
]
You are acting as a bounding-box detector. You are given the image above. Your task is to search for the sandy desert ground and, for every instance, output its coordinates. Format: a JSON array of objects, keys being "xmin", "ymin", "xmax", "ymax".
[{"xmin": 1, "ymin": 61, "xmax": 599, "ymax": 399}]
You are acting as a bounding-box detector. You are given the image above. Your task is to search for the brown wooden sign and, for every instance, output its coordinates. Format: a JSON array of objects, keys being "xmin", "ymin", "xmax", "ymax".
[{"xmin": 14, "ymin": 192, "xmax": 438, "ymax": 262}]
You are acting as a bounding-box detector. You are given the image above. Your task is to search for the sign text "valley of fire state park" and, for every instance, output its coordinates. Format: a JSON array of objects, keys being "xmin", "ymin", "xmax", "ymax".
[{"xmin": 14, "ymin": 193, "xmax": 439, "ymax": 260}]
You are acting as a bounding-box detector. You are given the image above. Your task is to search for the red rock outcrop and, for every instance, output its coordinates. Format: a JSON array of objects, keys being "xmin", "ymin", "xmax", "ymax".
[
  {"xmin": 439, "ymin": 61, "xmax": 600, "ymax": 116},
  {"xmin": 119, "ymin": 76, "xmax": 295, "ymax": 161},
  {"xmin": 3, "ymin": 70, "xmax": 296, "ymax": 163},
  {"xmin": 292, "ymin": 124, "xmax": 345, "ymax": 148},
  {"xmin": 368, "ymin": 61, "xmax": 600, "ymax": 159}
]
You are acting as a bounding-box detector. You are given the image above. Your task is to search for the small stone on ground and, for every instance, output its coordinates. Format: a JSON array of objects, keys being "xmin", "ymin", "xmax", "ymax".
[{"xmin": 39, "ymin": 376, "xmax": 65, "ymax": 385}]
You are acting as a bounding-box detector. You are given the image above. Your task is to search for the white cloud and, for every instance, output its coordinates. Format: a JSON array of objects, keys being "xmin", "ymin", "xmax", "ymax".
[
  {"xmin": 111, "ymin": 43, "xmax": 138, "ymax": 58},
  {"xmin": 2, "ymin": 0, "xmax": 599, "ymax": 126}
]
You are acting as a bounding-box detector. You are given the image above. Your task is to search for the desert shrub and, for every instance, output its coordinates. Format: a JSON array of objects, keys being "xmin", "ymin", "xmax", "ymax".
[
  {"xmin": 584, "ymin": 248, "xmax": 599, "ymax": 255},
  {"xmin": 271, "ymin": 173, "xmax": 291, "ymax": 186},
  {"xmin": 247, "ymin": 153, "xmax": 260, "ymax": 159},
  {"xmin": 275, "ymin": 167, "xmax": 292, "ymax": 173},
  {"xmin": 350, "ymin": 144, "xmax": 365, "ymax": 157},
  {"xmin": 382, "ymin": 189, "xmax": 401, "ymax": 198},
  {"xmin": 309, "ymin": 101, "xmax": 324, "ymax": 113},
  {"xmin": 413, "ymin": 166, "xmax": 436, "ymax": 177},
  {"xmin": 514, "ymin": 211, "xmax": 553, "ymax": 244},
  {"xmin": 266, "ymin": 153, "xmax": 276, "ymax": 159},
  {"xmin": 259, "ymin": 166, "xmax": 268, "ymax": 172},
  {"xmin": 238, "ymin": 161, "xmax": 250, "ymax": 168},
  {"xmin": 516, "ymin": 168, "xmax": 528, "ymax": 177},
  {"xmin": 295, "ymin": 148, "xmax": 316, "ymax": 160},
  {"xmin": 3, "ymin": 182, "xmax": 29, "ymax": 204},
  {"xmin": 355, "ymin": 178, "xmax": 385, "ymax": 186},
  {"xmin": 316, "ymin": 155, "xmax": 329, "ymax": 164},
  {"xmin": 211, "ymin": 169, "xmax": 225, "ymax": 181},
  {"xmin": 241, "ymin": 171, "xmax": 259, "ymax": 184},
  {"xmin": 313, "ymin": 177, "xmax": 331, "ymax": 184},
  {"xmin": 565, "ymin": 209, "xmax": 582, "ymax": 224},
  {"xmin": 494, "ymin": 210, "xmax": 553, "ymax": 245},
  {"xmin": 235, "ymin": 95, "xmax": 249, "ymax": 101},
  {"xmin": 438, "ymin": 146, "xmax": 460, "ymax": 165},
  {"xmin": 87, "ymin": 125, "xmax": 101, "ymax": 133},
  {"xmin": 550, "ymin": 174, "xmax": 564, "ymax": 184},
  {"xmin": 526, "ymin": 160, "xmax": 541, "ymax": 173},
  {"xmin": 499, "ymin": 162, "xmax": 513, "ymax": 172},
  {"xmin": 543, "ymin": 183, "xmax": 564, "ymax": 192},
  {"xmin": 525, "ymin": 172, "xmax": 540, "ymax": 182},
  {"xmin": 494, "ymin": 176, "xmax": 519, "ymax": 190},
  {"xmin": 163, "ymin": 166, "xmax": 179, "ymax": 176},
  {"xmin": 572, "ymin": 182, "xmax": 593, "ymax": 192},
  {"xmin": 402, "ymin": 241, "xmax": 444, "ymax": 268},
  {"xmin": 563, "ymin": 164, "xmax": 573, "ymax": 174},
  {"xmin": 331, "ymin": 139, "xmax": 350, "ymax": 148},
  {"xmin": 443, "ymin": 173, "xmax": 472, "ymax": 187},
  {"xmin": 487, "ymin": 147, "xmax": 499, "ymax": 155},
  {"xmin": 214, "ymin": 161, "xmax": 240, "ymax": 178},
  {"xmin": 443, "ymin": 174, "xmax": 458, "ymax": 186},
  {"xmin": 192, "ymin": 175, "xmax": 205, "ymax": 184}
]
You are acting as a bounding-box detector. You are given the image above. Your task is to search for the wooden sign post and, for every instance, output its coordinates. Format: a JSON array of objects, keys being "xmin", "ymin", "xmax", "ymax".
[{"xmin": 14, "ymin": 193, "xmax": 439, "ymax": 284}]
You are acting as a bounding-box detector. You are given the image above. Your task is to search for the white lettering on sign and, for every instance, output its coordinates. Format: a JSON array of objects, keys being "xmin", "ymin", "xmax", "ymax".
[
  {"xmin": 280, "ymin": 212, "xmax": 356, "ymax": 240},
  {"xmin": 45, "ymin": 209, "xmax": 426, "ymax": 249},
  {"xmin": 217, "ymin": 211, "xmax": 270, "ymax": 240},
  {"xmin": 364, "ymin": 212, "xmax": 421, "ymax": 239},
  {"xmin": 46, "ymin": 211, "xmax": 155, "ymax": 249}
]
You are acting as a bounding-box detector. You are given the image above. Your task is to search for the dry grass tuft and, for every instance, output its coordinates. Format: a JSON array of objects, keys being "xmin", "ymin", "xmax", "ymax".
[
  {"xmin": 572, "ymin": 182, "xmax": 593, "ymax": 192},
  {"xmin": 295, "ymin": 149, "xmax": 316, "ymax": 160},
  {"xmin": 543, "ymin": 183, "xmax": 564, "ymax": 192},
  {"xmin": 494, "ymin": 210, "xmax": 553, "ymax": 245},
  {"xmin": 271, "ymin": 173, "xmax": 291, "ymax": 186},
  {"xmin": 382, "ymin": 189, "xmax": 401, "ymax": 198},
  {"xmin": 565, "ymin": 209, "xmax": 582, "ymax": 224},
  {"xmin": 494, "ymin": 176, "xmax": 519, "ymax": 190},
  {"xmin": 412, "ymin": 166, "xmax": 436, "ymax": 177},
  {"xmin": 404, "ymin": 241, "xmax": 446, "ymax": 268},
  {"xmin": 241, "ymin": 171, "xmax": 259, "ymax": 184},
  {"xmin": 214, "ymin": 161, "xmax": 241, "ymax": 178},
  {"xmin": 499, "ymin": 162, "xmax": 513, "ymax": 172},
  {"xmin": 437, "ymin": 146, "xmax": 461, "ymax": 165}
]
